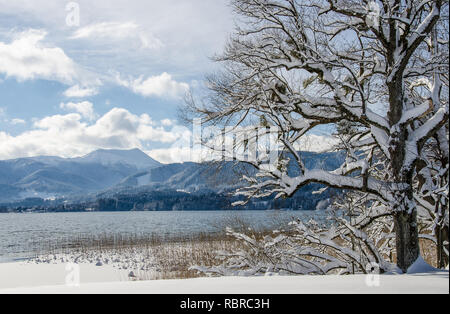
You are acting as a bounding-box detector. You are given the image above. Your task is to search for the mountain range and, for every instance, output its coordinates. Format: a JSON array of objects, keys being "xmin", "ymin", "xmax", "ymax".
[
  {"xmin": 0, "ymin": 149, "xmax": 161, "ymax": 202},
  {"xmin": 0, "ymin": 148, "xmax": 344, "ymax": 211}
]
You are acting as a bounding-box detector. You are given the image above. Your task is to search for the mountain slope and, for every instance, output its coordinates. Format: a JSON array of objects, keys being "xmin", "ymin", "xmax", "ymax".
[
  {"xmin": 0, "ymin": 149, "xmax": 161, "ymax": 202},
  {"xmin": 73, "ymin": 148, "xmax": 161, "ymax": 169},
  {"xmin": 111, "ymin": 151, "xmax": 345, "ymax": 194}
]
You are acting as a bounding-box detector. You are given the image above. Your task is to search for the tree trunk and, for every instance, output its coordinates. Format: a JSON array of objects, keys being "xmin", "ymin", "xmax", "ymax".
[
  {"xmin": 394, "ymin": 210, "xmax": 420, "ymax": 273},
  {"xmin": 387, "ymin": 68, "xmax": 421, "ymax": 273}
]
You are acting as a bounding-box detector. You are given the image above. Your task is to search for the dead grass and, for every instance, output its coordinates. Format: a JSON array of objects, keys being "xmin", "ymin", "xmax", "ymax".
[
  {"xmin": 34, "ymin": 231, "xmax": 249, "ymax": 280},
  {"xmin": 34, "ymin": 222, "xmax": 443, "ymax": 280},
  {"xmin": 420, "ymin": 239, "xmax": 439, "ymax": 268},
  {"xmin": 138, "ymin": 238, "xmax": 241, "ymax": 280}
]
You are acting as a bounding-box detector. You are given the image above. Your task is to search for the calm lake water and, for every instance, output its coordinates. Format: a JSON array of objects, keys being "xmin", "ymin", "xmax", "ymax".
[{"xmin": 0, "ymin": 210, "xmax": 326, "ymax": 263}]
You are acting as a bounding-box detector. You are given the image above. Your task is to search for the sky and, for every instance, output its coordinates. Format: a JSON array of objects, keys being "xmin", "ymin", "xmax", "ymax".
[
  {"xmin": 0, "ymin": 1, "xmax": 334, "ymax": 164},
  {"xmin": 0, "ymin": 0, "xmax": 236, "ymax": 163}
]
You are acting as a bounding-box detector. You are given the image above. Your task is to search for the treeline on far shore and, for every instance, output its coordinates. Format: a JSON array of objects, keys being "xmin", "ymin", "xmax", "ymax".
[{"xmin": 0, "ymin": 186, "xmax": 336, "ymax": 213}]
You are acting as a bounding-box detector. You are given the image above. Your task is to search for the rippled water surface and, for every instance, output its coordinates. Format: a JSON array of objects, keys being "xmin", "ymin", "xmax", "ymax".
[{"xmin": 0, "ymin": 210, "xmax": 326, "ymax": 262}]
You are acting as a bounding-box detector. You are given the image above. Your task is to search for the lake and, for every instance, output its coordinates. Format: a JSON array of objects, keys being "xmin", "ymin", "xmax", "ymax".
[{"xmin": 0, "ymin": 210, "xmax": 327, "ymax": 263}]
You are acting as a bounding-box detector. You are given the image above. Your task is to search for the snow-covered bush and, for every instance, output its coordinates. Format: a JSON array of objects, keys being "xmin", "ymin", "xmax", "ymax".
[{"xmin": 192, "ymin": 195, "xmax": 398, "ymax": 276}]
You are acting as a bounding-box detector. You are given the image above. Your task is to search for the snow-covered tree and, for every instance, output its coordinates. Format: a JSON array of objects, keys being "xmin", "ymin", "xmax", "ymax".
[{"xmin": 187, "ymin": 0, "xmax": 449, "ymax": 272}]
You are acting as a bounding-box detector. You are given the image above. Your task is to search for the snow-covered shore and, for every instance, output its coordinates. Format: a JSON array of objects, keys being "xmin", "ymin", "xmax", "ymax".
[
  {"xmin": 0, "ymin": 261, "xmax": 448, "ymax": 294},
  {"xmin": 0, "ymin": 262, "xmax": 131, "ymax": 290}
]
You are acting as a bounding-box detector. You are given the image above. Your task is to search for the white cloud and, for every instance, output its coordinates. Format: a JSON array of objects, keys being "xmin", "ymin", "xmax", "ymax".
[
  {"xmin": 34, "ymin": 113, "xmax": 82, "ymax": 131},
  {"xmin": 60, "ymin": 101, "xmax": 96, "ymax": 121},
  {"xmin": 64, "ymin": 84, "xmax": 99, "ymax": 98},
  {"xmin": 0, "ymin": 29, "xmax": 77, "ymax": 83},
  {"xmin": 71, "ymin": 22, "xmax": 163, "ymax": 50},
  {"xmin": 0, "ymin": 108, "xmax": 186, "ymax": 160},
  {"xmin": 147, "ymin": 147, "xmax": 194, "ymax": 165},
  {"xmin": 294, "ymin": 134, "xmax": 338, "ymax": 153},
  {"xmin": 116, "ymin": 72, "xmax": 189, "ymax": 98},
  {"xmin": 139, "ymin": 33, "xmax": 164, "ymax": 50},
  {"xmin": 0, "ymin": 107, "xmax": 338, "ymax": 163},
  {"xmin": 161, "ymin": 119, "xmax": 174, "ymax": 127},
  {"xmin": 10, "ymin": 118, "xmax": 26, "ymax": 125},
  {"xmin": 71, "ymin": 22, "xmax": 139, "ymax": 39}
]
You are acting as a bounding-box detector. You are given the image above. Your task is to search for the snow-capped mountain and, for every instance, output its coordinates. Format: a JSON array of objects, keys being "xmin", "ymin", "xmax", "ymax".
[
  {"xmin": 74, "ymin": 148, "xmax": 161, "ymax": 170},
  {"xmin": 0, "ymin": 149, "xmax": 161, "ymax": 202},
  {"xmin": 114, "ymin": 161, "xmax": 250, "ymax": 193},
  {"xmin": 108, "ymin": 151, "xmax": 345, "ymax": 194}
]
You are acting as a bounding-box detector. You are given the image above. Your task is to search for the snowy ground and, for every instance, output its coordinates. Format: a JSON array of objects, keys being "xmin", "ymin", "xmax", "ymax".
[{"xmin": 0, "ymin": 261, "xmax": 448, "ymax": 294}]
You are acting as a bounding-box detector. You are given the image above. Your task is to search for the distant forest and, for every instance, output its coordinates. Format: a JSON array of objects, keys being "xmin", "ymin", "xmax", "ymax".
[{"xmin": 0, "ymin": 184, "xmax": 337, "ymax": 213}]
